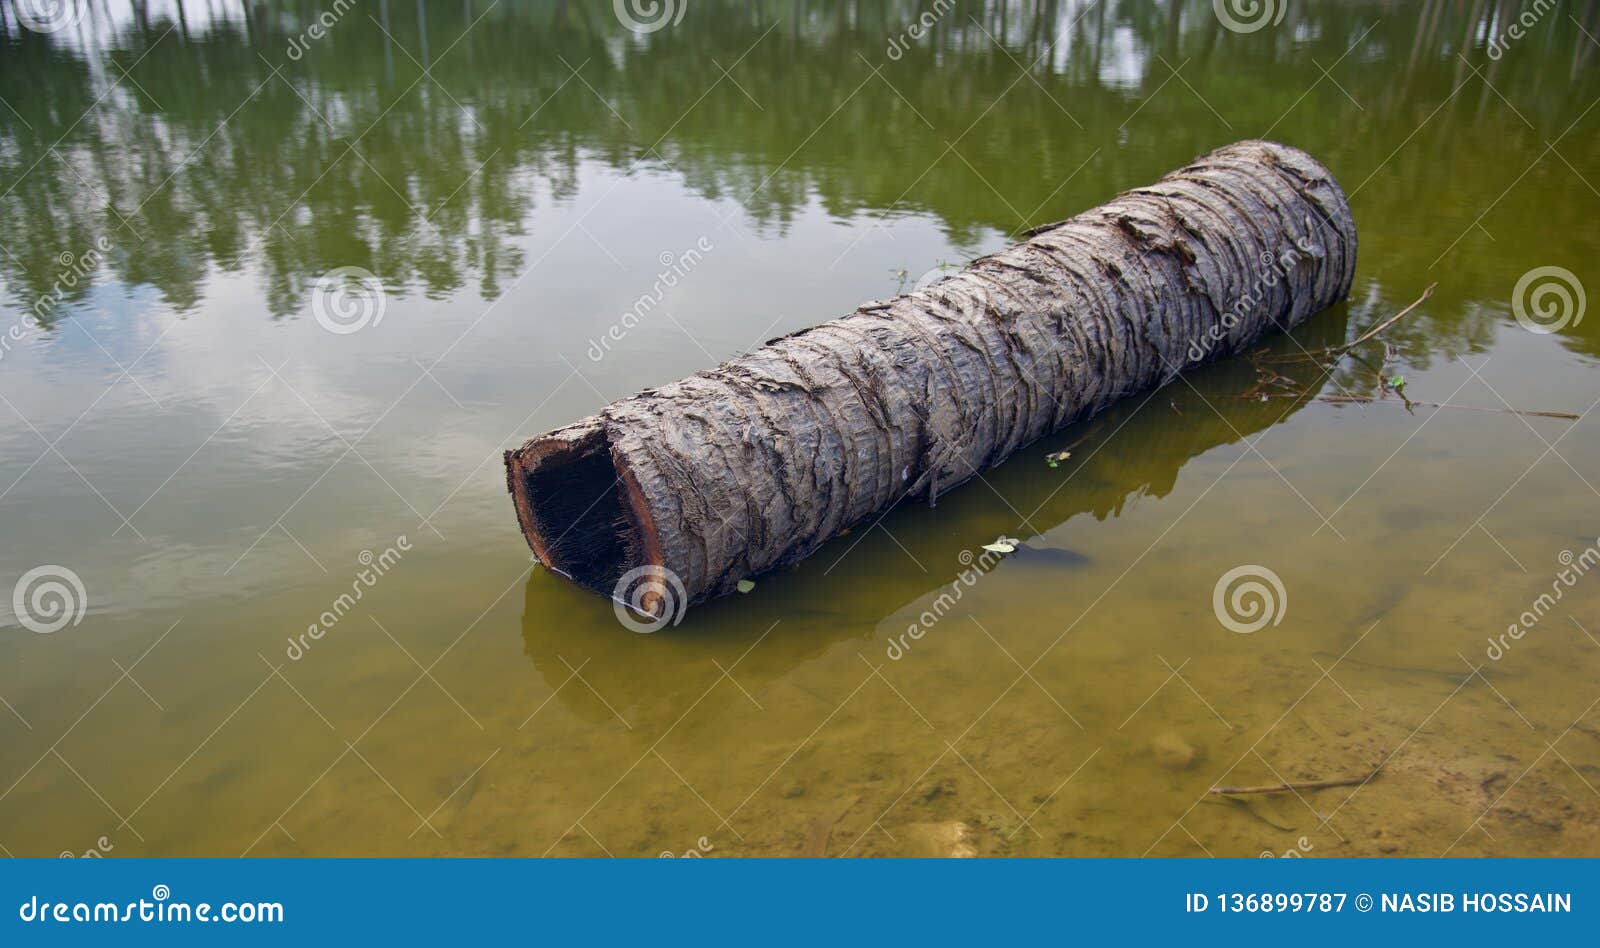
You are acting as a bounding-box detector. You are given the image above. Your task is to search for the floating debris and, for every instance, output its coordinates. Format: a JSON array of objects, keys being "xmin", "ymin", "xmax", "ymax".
[{"xmin": 981, "ymin": 536, "xmax": 1021, "ymax": 554}]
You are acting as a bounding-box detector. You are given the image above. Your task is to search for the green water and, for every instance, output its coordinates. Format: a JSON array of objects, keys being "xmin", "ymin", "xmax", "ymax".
[{"xmin": 1, "ymin": 0, "xmax": 1598, "ymax": 858}]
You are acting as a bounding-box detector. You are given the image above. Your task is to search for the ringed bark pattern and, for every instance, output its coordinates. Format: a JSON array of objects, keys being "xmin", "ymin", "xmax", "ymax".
[{"xmin": 505, "ymin": 140, "xmax": 1358, "ymax": 613}]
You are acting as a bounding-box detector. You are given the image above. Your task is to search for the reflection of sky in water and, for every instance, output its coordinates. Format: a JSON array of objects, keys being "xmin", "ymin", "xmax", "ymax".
[
  {"xmin": 0, "ymin": 0, "xmax": 1598, "ymax": 857},
  {"xmin": 2, "ymin": 0, "xmax": 1597, "ymax": 629},
  {"xmin": 3, "ymin": 0, "xmax": 1597, "ymax": 628},
  {"xmin": 0, "ymin": 153, "xmax": 995, "ymax": 619}
]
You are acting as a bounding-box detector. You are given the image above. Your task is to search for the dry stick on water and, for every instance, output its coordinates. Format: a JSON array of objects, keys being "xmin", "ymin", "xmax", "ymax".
[
  {"xmin": 1328, "ymin": 282, "xmax": 1436, "ymax": 355},
  {"xmin": 1312, "ymin": 395, "xmax": 1578, "ymax": 420},
  {"xmin": 1247, "ymin": 282, "xmax": 1579, "ymax": 421},
  {"xmin": 1238, "ymin": 392, "xmax": 1581, "ymax": 421},
  {"xmin": 1257, "ymin": 283, "xmax": 1437, "ymax": 364}
]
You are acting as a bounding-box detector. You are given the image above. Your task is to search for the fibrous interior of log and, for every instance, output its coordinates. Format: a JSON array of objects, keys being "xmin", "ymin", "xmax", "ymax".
[{"xmin": 512, "ymin": 424, "xmax": 650, "ymax": 594}]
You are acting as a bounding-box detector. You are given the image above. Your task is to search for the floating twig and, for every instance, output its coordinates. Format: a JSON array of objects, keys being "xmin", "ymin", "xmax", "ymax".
[
  {"xmin": 1332, "ymin": 282, "xmax": 1437, "ymax": 354},
  {"xmin": 1233, "ymin": 392, "xmax": 1580, "ymax": 421},
  {"xmin": 1257, "ymin": 283, "xmax": 1437, "ymax": 364}
]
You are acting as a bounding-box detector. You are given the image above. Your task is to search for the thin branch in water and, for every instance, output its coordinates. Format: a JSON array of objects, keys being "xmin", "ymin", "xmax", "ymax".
[
  {"xmin": 1234, "ymin": 392, "xmax": 1580, "ymax": 421},
  {"xmin": 1333, "ymin": 282, "xmax": 1438, "ymax": 354},
  {"xmin": 1209, "ymin": 761, "xmax": 1385, "ymax": 796},
  {"xmin": 1257, "ymin": 283, "xmax": 1438, "ymax": 364}
]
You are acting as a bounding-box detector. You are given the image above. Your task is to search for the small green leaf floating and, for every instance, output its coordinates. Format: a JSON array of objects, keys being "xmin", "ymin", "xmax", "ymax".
[{"xmin": 736, "ymin": 579, "xmax": 756, "ymax": 593}]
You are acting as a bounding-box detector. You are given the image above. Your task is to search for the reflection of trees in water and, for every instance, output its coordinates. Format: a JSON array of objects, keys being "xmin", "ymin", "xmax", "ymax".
[{"xmin": 0, "ymin": 0, "xmax": 1596, "ymax": 327}]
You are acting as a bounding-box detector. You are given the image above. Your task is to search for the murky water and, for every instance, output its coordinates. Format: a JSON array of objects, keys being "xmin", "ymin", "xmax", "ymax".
[{"xmin": 1, "ymin": 0, "xmax": 1598, "ymax": 858}]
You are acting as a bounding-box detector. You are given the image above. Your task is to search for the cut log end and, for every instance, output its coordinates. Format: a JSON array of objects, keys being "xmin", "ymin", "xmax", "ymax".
[{"xmin": 506, "ymin": 421, "xmax": 663, "ymax": 604}]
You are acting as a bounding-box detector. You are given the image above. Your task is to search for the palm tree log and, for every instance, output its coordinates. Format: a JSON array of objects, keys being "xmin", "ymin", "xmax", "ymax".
[{"xmin": 505, "ymin": 140, "xmax": 1357, "ymax": 614}]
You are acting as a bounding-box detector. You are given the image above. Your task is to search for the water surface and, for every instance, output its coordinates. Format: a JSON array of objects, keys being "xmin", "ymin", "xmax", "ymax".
[{"xmin": 2, "ymin": 0, "xmax": 1599, "ymax": 858}]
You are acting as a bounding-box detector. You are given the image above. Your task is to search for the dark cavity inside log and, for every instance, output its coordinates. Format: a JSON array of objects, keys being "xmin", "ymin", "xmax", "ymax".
[
  {"xmin": 507, "ymin": 140, "xmax": 1358, "ymax": 614},
  {"xmin": 508, "ymin": 419, "xmax": 662, "ymax": 593}
]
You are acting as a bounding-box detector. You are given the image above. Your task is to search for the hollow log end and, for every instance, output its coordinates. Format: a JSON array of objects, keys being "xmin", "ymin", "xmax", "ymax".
[{"xmin": 505, "ymin": 418, "xmax": 667, "ymax": 606}]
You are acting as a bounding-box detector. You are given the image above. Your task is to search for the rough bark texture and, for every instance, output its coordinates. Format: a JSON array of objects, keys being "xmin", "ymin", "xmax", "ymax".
[{"xmin": 506, "ymin": 140, "xmax": 1357, "ymax": 612}]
